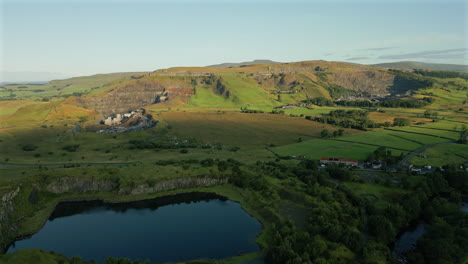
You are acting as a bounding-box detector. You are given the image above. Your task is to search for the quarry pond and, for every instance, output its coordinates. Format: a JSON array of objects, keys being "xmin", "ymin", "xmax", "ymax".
[{"xmin": 7, "ymin": 192, "xmax": 262, "ymax": 263}]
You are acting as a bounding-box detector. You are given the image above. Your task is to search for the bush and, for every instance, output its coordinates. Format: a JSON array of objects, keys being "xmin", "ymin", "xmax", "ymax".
[
  {"xmin": 22, "ymin": 144, "xmax": 37, "ymax": 151},
  {"xmin": 393, "ymin": 117, "xmax": 411, "ymax": 126},
  {"xmin": 62, "ymin": 144, "xmax": 80, "ymax": 152},
  {"xmin": 179, "ymin": 148, "xmax": 188, "ymax": 154}
]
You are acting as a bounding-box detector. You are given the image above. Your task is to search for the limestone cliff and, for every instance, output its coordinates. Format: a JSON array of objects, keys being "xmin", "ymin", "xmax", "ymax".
[
  {"xmin": 121, "ymin": 177, "xmax": 229, "ymax": 195},
  {"xmin": 80, "ymin": 77, "xmax": 194, "ymax": 116},
  {"xmin": 46, "ymin": 177, "xmax": 117, "ymax": 194},
  {"xmin": 0, "ymin": 187, "xmax": 20, "ymax": 251}
]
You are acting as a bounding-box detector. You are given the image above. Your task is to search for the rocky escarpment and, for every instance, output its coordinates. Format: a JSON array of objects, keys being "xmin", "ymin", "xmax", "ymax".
[
  {"xmin": 46, "ymin": 177, "xmax": 118, "ymax": 194},
  {"xmin": 81, "ymin": 77, "xmax": 194, "ymax": 116},
  {"xmin": 0, "ymin": 187, "xmax": 20, "ymax": 251},
  {"xmin": 45, "ymin": 176, "xmax": 228, "ymax": 195},
  {"xmin": 119, "ymin": 177, "xmax": 229, "ymax": 195}
]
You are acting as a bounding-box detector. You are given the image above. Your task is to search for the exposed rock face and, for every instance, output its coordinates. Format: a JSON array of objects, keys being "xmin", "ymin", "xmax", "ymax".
[
  {"xmin": 120, "ymin": 177, "xmax": 229, "ymax": 195},
  {"xmin": 332, "ymin": 70, "xmax": 395, "ymax": 95},
  {"xmin": 46, "ymin": 178, "xmax": 117, "ymax": 194},
  {"xmin": 0, "ymin": 187, "xmax": 20, "ymax": 250},
  {"xmin": 45, "ymin": 176, "xmax": 227, "ymax": 195},
  {"xmin": 81, "ymin": 77, "xmax": 194, "ymax": 116}
]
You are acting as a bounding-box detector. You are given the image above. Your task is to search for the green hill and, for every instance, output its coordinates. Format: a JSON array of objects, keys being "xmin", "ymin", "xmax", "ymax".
[
  {"xmin": 79, "ymin": 60, "xmax": 444, "ymax": 116},
  {"xmin": 2, "ymin": 60, "xmax": 467, "ymax": 124}
]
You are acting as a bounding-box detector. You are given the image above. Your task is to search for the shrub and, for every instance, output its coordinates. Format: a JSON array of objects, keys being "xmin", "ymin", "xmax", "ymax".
[
  {"xmin": 22, "ymin": 144, "xmax": 38, "ymax": 151},
  {"xmin": 62, "ymin": 144, "xmax": 80, "ymax": 152}
]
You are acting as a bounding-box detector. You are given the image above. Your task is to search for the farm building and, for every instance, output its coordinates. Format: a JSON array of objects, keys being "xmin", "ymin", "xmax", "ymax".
[{"xmin": 320, "ymin": 157, "xmax": 359, "ymax": 167}]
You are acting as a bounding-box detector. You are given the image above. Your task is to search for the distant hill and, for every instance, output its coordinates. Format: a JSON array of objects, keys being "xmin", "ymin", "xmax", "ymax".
[
  {"xmin": 207, "ymin": 59, "xmax": 281, "ymax": 68},
  {"xmin": 0, "ymin": 72, "xmax": 147, "ymax": 100},
  {"xmin": 5, "ymin": 60, "xmax": 467, "ymax": 124},
  {"xmin": 76, "ymin": 60, "xmax": 440, "ymax": 116},
  {"xmin": 372, "ymin": 61, "xmax": 468, "ymax": 72}
]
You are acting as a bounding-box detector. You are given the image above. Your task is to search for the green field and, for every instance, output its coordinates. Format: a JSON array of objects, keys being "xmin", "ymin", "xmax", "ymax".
[
  {"xmin": 271, "ymin": 138, "xmax": 391, "ymax": 160},
  {"xmin": 272, "ymin": 127, "xmax": 459, "ymax": 160},
  {"xmin": 388, "ymin": 126, "xmax": 460, "ymax": 140},
  {"xmin": 410, "ymin": 143, "xmax": 467, "ymax": 166}
]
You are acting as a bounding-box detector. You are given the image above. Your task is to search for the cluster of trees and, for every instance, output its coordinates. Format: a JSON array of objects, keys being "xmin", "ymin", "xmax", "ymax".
[
  {"xmin": 403, "ymin": 165, "xmax": 468, "ymax": 263},
  {"xmin": 63, "ymin": 255, "xmax": 151, "ymax": 264},
  {"xmin": 215, "ymin": 78, "xmax": 230, "ymax": 98},
  {"xmin": 200, "ymin": 74, "xmax": 231, "ymax": 98},
  {"xmin": 335, "ymin": 97, "xmax": 435, "ymax": 108},
  {"xmin": 271, "ymin": 109, "xmax": 286, "ymax": 115},
  {"xmin": 310, "ymin": 110, "xmax": 375, "ymax": 130},
  {"xmin": 256, "ymin": 155, "xmax": 468, "ymax": 264},
  {"xmin": 413, "ymin": 69, "xmax": 468, "ymax": 79},
  {"xmin": 240, "ymin": 107, "xmax": 265, "ymax": 113},
  {"xmin": 325, "ymin": 84, "xmax": 353, "ymax": 99},
  {"xmin": 393, "ymin": 117, "xmax": 411, "ymax": 126},
  {"xmin": 366, "ymin": 146, "xmax": 402, "ymax": 166},
  {"xmin": 305, "ymin": 97, "xmax": 334, "ymax": 106},
  {"xmin": 388, "ymin": 69, "xmax": 435, "ymax": 88},
  {"xmin": 257, "ymin": 161, "xmax": 366, "ymax": 263},
  {"xmin": 128, "ymin": 139, "xmax": 197, "ymax": 150},
  {"xmin": 201, "ymin": 74, "xmax": 215, "ymax": 85},
  {"xmin": 308, "ymin": 110, "xmax": 411, "ymax": 129},
  {"xmin": 423, "ymin": 109, "xmax": 439, "ymax": 119},
  {"xmin": 320, "ymin": 128, "xmax": 344, "ymax": 138}
]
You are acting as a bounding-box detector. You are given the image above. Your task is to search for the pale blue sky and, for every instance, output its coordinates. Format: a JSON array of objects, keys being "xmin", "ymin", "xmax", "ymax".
[{"xmin": 1, "ymin": 0, "xmax": 466, "ymax": 81}]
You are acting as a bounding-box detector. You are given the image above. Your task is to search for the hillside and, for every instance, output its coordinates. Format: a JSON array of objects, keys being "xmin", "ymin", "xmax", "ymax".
[
  {"xmin": 372, "ymin": 61, "xmax": 468, "ymax": 72},
  {"xmin": 0, "ymin": 72, "xmax": 147, "ymax": 100},
  {"xmin": 76, "ymin": 60, "xmax": 440, "ymax": 117},
  {"xmin": 1, "ymin": 60, "xmax": 466, "ymax": 127},
  {"xmin": 207, "ymin": 59, "xmax": 281, "ymax": 68}
]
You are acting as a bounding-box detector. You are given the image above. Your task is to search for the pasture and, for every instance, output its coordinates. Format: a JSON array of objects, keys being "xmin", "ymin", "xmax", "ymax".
[
  {"xmin": 272, "ymin": 126, "xmax": 458, "ymax": 161},
  {"xmin": 409, "ymin": 144, "xmax": 467, "ymax": 167},
  {"xmin": 155, "ymin": 111, "xmax": 352, "ymax": 148},
  {"xmin": 271, "ymin": 138, "xmax": 388, "ymax": 160}
]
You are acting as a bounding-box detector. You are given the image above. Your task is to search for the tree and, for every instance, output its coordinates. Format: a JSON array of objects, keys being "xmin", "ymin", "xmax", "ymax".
[
  {"xmin": 393, "ymin": 117, "xmax": 411, "ymax": 126},
  {"xmin": 320, "ymin": 129, "xmax": 329, "ymax": 138},
  {"xmin": 368, "ymin": 215, "xmax": 396, "ymax": 243}
]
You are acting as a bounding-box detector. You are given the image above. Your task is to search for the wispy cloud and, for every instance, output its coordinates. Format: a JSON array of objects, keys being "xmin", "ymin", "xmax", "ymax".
[
  {"xmin": 378, "ymin": 48, "xmax": 467, "ymax": 60},
  {"xmin": 357, "ymin": 47, "xmax": 397, "ymax": 51},
  {"xmin": 347, "ymin": 57, "xmax": 371, "ymax": 61}
]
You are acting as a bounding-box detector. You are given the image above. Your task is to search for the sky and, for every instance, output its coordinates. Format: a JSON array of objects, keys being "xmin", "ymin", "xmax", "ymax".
[{"xmin": 1, "ymin": 0, "xmax": 467, "ymax": 82}]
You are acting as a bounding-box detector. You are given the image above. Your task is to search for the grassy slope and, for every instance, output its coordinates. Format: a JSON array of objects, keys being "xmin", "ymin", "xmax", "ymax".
[
  {"xmin": 0, "ymin": 72, "xmax": 145, "ymax": 100},
  {"xmin": 1, "ymin": 111, "xmax": 348, "ymax": 166}
]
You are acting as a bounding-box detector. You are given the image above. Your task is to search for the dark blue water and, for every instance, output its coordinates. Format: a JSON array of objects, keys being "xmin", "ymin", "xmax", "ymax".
[
  {"xmin": 394, "ymin": 222, "xmax": 425, "ymax": 255},
  {"xmin": 7, "ymin": 193, "xmax": 261, "ymax": 263},
  {"xmin": 461, "ymin": 203, "xmax": 468, "ymax": 213}
]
